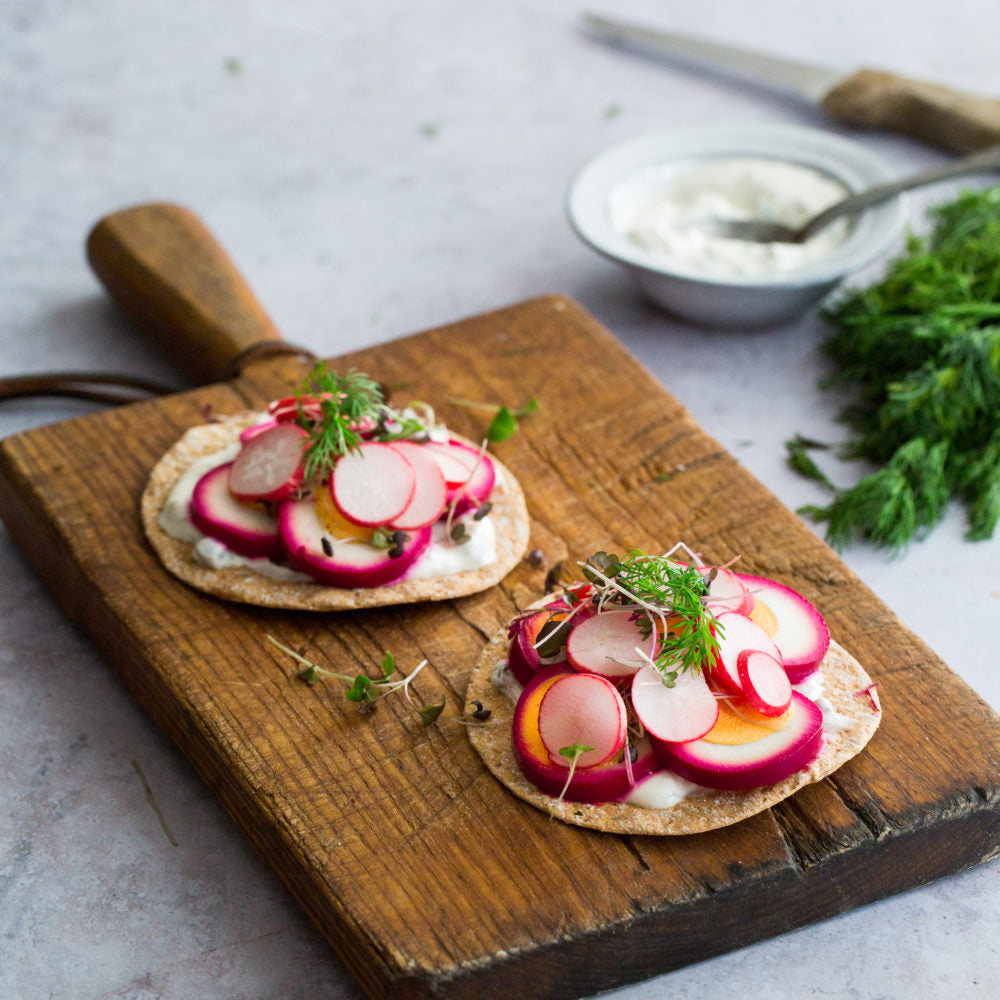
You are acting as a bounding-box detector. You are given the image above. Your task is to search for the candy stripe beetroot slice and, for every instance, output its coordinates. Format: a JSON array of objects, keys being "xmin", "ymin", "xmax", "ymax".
[
  {"xmin": 330, "ymin": 442, "xmax": 416, "ymax": 527},
  {"xmin": 189, "ymin": 463, "xmax": 283, "ymax": 559},
  {"xmin": 228, "ymin": 422, "xmax": 308, "ymax": 502},
  {"xmin": 387, "ymin": 441, "xmax": 448, "ymax": 530},
  {"xmin": 736, "ymin": 649, "xmax": 792, "ymax": 717}
]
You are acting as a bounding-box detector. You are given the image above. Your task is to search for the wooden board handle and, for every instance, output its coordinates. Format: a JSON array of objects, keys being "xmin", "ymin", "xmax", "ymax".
[
  {"xmin": 86, "ymin": 202, "xmax": 311, "ymax": 385},
  {"xmin": 822, "ymin": 68, "xmax": 1000, "ymax": 153}
]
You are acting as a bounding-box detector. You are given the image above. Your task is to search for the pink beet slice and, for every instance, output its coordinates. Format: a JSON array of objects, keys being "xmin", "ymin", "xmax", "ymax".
[
  {"xmin": 386, "ymin": 441, "xmax": 448, "ymax": 530},
  {"xmin": 538, "ymin": 672, "xmax": 627, "ymax": 768},
  {"xmin": 566, "ymin": 609, "xmax": 657, "ymax": 680},
  {"xmin": 736, "ymin": 573, "xmax": 831, "ymax": 681},
  {"xmin": 228, "ymin": 422, "xmax": 308, "ymax": 502},
  {"xmin": 422, "ymin": 441, "xmax": 476, "ymax": 487},
  {"xmin": 705, "ymin": 566, "xmax": 754, "ymax": 616},
  {"xmin": 278, "ymin": 497, "xmax": 431, "ymax": 588},
  {"xmin": 652, "ymin": 692, "xmax": 824, "ymax": 790},
  {"xmin": 711, "ymin": 611, "xmax": 782, "ymax": 694},
  {"xmin": 513, "ymin": 667, "xmax": 656, "ymax": 803},
  {"xmin": 507, "ymin": 604, "xmax": 575, "ymax": 685},
  {"xmin": 630, "ymin": 664, "xmax": 720, "ymax": 743},
  {"xmin": 442, "ymin": 439, "xmax": 495, "ymax": 504},
  {"xmin": 737, "ymin": 649, "xmax": 792, "ymax": 717},
  {"xmin": 330, "ymin": 442, "xmax": 416, "ymax": 527},
  {"xmin": 189, "ymin": 463, "xmax": 283, "ymax": 559}
]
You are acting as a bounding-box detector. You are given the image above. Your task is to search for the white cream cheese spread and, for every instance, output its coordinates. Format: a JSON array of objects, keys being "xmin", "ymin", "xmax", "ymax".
[{"xmin": 610, "ymin": 157, "xmax": 850, "ymax": 278}]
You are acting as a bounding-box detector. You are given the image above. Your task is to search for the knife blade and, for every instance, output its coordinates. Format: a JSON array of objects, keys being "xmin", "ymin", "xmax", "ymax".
[{"xmin": 582, "ymin": 12, "xmax": 1000, "ymax": 154}]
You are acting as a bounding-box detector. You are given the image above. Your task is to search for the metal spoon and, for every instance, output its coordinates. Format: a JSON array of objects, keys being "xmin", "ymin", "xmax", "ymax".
[{"xmin": 708, "ymin": 144, "xmax": 1000, "ymax": 244}]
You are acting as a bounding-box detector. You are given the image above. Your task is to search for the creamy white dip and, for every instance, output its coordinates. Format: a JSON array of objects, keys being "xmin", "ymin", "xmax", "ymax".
[
  {"xmin": 158, "ymin": 441, "xmax": 497, "ymax": 584},
  {"xmin": 610, "ymin": 157, "xmax": 850, "ymax": 278}
]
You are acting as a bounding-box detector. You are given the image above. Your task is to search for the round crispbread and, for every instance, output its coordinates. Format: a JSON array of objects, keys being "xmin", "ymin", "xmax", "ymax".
[
  {"xmin": 141, "ymin": 413, "xmax": 530, "ymax": 610},
  {"xmin": 466, "ymin": 619, "xmax": 881, "ymax": 835}
]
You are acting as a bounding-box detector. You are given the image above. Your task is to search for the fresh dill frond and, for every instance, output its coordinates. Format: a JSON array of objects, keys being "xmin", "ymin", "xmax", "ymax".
[
  {"xmin": 793, "ymin": 185, "xmax": 1000, "ymax": 550},
  {"xmin": 296, "ymin": 363, "xmax": 384, "ymax": 479},
  {"xmin": 580, "ymin": 550, "xmax": 720, "ymax": 681}
]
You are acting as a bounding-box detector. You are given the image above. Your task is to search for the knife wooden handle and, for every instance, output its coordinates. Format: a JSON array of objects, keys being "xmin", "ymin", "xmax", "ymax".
[
  {"xmin": 86, "ymin": 202, "xmax": 313, "ymax": 386},
  {"xmin": 822, "ymin": 68, "xmax": 1000, "ymax": 154}
]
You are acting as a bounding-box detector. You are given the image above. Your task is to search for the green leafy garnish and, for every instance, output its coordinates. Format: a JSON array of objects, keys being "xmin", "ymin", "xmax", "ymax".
[
  {"xmin": 449, "ymin": 396, "xmax": 538, "ymax": 442},
  {"xmin": 793, "ymin": 187, "xmax": 1000, "ymax": 550},
  {"xmin": 579, "ymin": 547, "xmax": 721, "ymax": 682},
  {"xmin": 296, "ymin": 363, "xmax": 384, "ymax": 479},
  {"xmin": 267, "ymin": 637, "xmax": 444, "ymax": 725},
  {"xmin": 555, "ymin": 744, "xmax": 596, "ymax": 804}
]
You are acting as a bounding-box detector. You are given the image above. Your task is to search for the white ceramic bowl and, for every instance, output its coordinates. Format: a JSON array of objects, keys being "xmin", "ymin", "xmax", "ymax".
[{"xmin": 566, "ymin": 124, "xmax": 908, "ymax": 327}]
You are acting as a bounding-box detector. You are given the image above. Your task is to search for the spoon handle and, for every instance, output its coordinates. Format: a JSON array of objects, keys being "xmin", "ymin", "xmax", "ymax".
[
  {"xmin": 822, "ymin": 68, "xmax": 1000, "ymax": 154},
  {"xmin": 799, "ymin": 143, "xmax": 1000, "ymax": 241}
]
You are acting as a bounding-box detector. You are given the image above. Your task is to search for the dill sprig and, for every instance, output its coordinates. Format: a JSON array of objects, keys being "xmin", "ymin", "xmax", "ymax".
[
  {"xmin": 579, "ymin": 549, "xmax": 720, "ymax": 683},
  {"xmin": 793, "ymin": 186, "xmax": 1000, "ymax": 550},
  {"xmin": 297, "ymin": 364, "xmax": 384, "ymax": 479}
]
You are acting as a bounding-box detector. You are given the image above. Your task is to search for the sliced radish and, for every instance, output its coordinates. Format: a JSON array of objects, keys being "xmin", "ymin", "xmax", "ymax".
[
  {"xmin": 330, "ymin": 442, "xmax": 416, "ymax": 527},
  {"xmin": 278, "ymin": 493, "xmax": 430, "ymax": 587},
  {"xmin": 736, "ymin": 574, "xmax": 831, "ymax": 681},
  {"xmin": 228, "ymin": 422, "xmax": 308, "ymax": 502},
  {"xmin": 442, "ymin": 439, "xmax": 496, "ymax": 504},
  {"xmin": 537, "ymin": 673, "xmax": 627, "ymax": 768},
  {"xmin": 566, "ymin": 609, "xmax": 656, "ymax": 680},
  {"xmin": 189, "ymin": 463, "xmax": 283, "ymax": 559},
  {"xmin": 387, "ymin": 441, "xmax": 448, "ymax": 530},
  {"xmin": 269, "ymin": 392, "xmax": 332, "ymax": 423},
  {"xmin": 422, "ymin": 441, "xmax": 476, "ymax": 487},
  {"xmin": 705, "ymin": 566, "xmax": 754, "ymax": 616},
  {"xmin": 512, "ymin": 667, "xmax": 656, "ymax": 803},
  {"xmin": 630, "ymin": 664, "xmax": 719, "ymax": 743},
  {"xmin": 736, "ymin": 649, "xmax": 792, "ymax": 717},
  {"xmin": 711, "ymin": 611, "xmax": 782, "ymax": 694},
  {"xmin": 239, "ymin": 418, "xmax": 279, "ymax": 443},
  {"xmin": 652, "ymin": 692, "xmax": 824, "ymax": 790}
]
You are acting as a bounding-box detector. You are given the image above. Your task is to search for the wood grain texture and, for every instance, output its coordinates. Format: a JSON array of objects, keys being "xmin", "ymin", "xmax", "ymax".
[
  {"xmin": 822, "ymin": 68, "xmax": 1000, "ymax": 153},
  {"xmin": 1, "ymin": 295, "xmax": 998, "ymax": 1000}
]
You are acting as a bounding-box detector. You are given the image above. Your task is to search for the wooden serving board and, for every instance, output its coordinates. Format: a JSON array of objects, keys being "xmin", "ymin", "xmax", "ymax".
[{"xmin": 2, "ymin": 207, "xmax": 998, "ymax": 1000}]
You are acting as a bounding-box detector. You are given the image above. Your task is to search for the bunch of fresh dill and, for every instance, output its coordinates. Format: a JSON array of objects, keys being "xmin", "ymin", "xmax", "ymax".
[{"xmin": 792, "ymin": 185, "xmax": 1000, "ymax": 551}]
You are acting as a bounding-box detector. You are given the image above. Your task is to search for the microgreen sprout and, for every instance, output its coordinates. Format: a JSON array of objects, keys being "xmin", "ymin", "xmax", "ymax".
[
  {"xmin": 449, "ymin": 396, "xmax": 538, "ymax": 443},
  {"xmin": 266, "ymin": 636, "xmax": 445, "ymax": 725},
  {"xmin": 555, "ymin": 744, "xmax": 595, "ymax": 805}
]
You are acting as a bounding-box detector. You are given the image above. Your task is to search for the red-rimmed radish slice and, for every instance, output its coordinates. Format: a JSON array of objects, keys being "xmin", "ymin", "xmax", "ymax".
[
  {"xmin": 512, "ymin": 667, "xmax": 656, "ymax": 802},
  {"xmin": 330, "ymin": 442, "xmax": 416, "ymax": 527},
  {"xmin": 189, "ymin": 463, "xmax": 283, "ymax": 559},
  {"xmin": 736, "ymin": 574, "xmax": 831, "ymax": 682},
  {"xmin": 705, "ymin": 566, "xmax": 754, "ymax": 616},
  {"xmin": 442, "ymin": 439, "xmax": 496, "ymax": 504},
  {"xmin": 269, "ymin": 392, "xmax": 332, "ymax": 423},
  {"xmin": 566, "ymin": 609, "xmax": 656, "ymax": 680},
  {"xmin": 537, "ymin": 673, "xmax": 627, "ymax": 768},
  {"xmin": 422, "ymin": 441, "xmax": 476, "ymax": 486},
  {"xmin": 239, "ymin": 418, "xmax": 279, "ymax": 443},
  {"xmin": 736, "ymin": 649, "xmax": 792, "ymax": 717},
  {"xmin": 631, "ymin": 664, "xmax": 719, "ymax": 742},
  {"xmin": 711, "ymin": 611, "xmax": 782, "ymax": 694},
  {"xmin": 228, "ymin": 423, "xmax": 308, "ymax": 502},
  {"xmin": 386, "ymin": 441, "xmax": 448, "ymax": 530},
  {"xmin": 652, "ymin": 692, "xmax": 823, "ymax": 790},
  {"xmin": 278, "ymin": 490, "xmax": 430, "ymax": 588}
]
